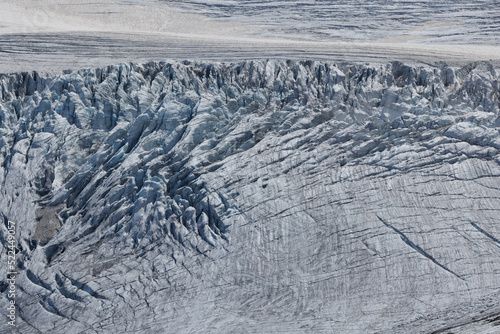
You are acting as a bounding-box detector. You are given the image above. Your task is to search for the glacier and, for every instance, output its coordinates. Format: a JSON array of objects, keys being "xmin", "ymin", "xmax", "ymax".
[
  {"xmin": 167, "ymin": 0, "xmax": 500, "ymax": 44},
  {"xmin": 1, "ymin": 60, "xmax": 500, "ymax": 333},
  {"xmin": 2, "ymin": 0, "xmax": 500, "ymax": 74}
]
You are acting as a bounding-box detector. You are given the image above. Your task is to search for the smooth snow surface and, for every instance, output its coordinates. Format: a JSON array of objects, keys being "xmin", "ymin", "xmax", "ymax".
[
  {"xmin": 1, "ymin": 60, "xmax": 500, "ymax": 333},
  {"xmin": 1, "ymin": 1, "xmax": 500, "ymax": 73},
  {"xmin": 167, "ymin": 0, "xmax": 500, "ymax": 44}
]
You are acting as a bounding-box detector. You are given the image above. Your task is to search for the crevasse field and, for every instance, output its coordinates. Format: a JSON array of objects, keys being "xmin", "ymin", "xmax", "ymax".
[{"xmin": 1, "ymin": 1, "xmax": 500, "ymax": 334}]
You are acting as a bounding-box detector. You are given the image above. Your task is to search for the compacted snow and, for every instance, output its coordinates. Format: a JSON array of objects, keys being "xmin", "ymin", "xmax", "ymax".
[
  {"xmin": 1, "ymin": 0, "xmax": 500, "ymax": 73},
  {"xmin": 166, "ymin": 0, "xmax": 500, "ymax": 44},
  {"xmin": 1, "ymin": 1, "xmax": 500, "ymax": 334}
]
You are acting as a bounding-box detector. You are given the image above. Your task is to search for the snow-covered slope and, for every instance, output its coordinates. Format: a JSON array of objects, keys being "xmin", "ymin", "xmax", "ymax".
[
  {"xmin": 1, "ymin": 0, "xmax": 500, "ymax": 73},
  {"xmin": 168, "ymin": 0, "xmax": 500, "ymax": 44},
  {"xmin": 1, "ymin": 60, "xmax": 500, "ymax": 333}
]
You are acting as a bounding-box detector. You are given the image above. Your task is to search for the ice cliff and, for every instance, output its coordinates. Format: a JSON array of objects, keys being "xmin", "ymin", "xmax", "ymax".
[{"xmin": 1, "ymin": 60, "xmax": 500, "ymax": 333}]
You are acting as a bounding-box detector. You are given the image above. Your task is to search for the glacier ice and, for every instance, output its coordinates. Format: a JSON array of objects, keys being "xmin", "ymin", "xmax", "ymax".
[{"xmin": 1, "ymin": 60, "xmax": 500, "ymax": 333}]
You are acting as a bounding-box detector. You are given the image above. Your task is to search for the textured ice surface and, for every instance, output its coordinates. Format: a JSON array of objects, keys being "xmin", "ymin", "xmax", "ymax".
[
  {"xmin": 1, "ymin": 60, "xmax": 500, "ymax": 333},
  {"xmin": 167, "ymin": 0, "xmax": 500, "ymax": 44},
  {"xmin": 1, "ymin": 0, "xmax": 500, "ymax": 73}
]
